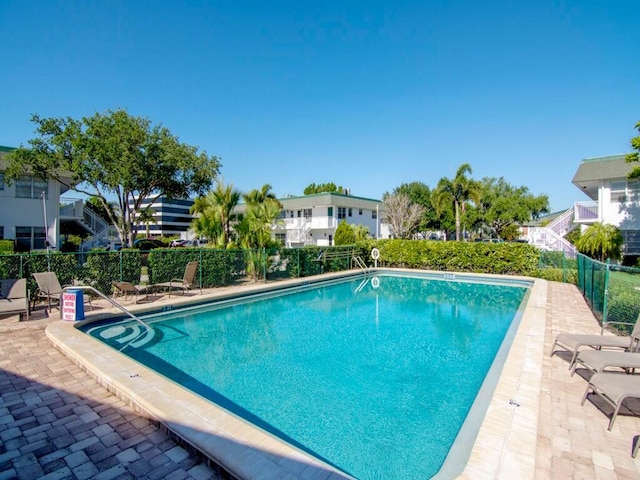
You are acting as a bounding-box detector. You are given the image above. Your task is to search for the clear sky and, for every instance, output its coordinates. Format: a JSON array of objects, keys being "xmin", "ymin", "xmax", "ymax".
[{"xmin": 1, "ymin": 0, "xmax": 638, "ymax": 212}]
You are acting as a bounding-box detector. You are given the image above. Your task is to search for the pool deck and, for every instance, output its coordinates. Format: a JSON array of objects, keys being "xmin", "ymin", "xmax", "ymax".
[{"xmin": 1, "ymin": 277, "xmax": 640, "ymax": 479}]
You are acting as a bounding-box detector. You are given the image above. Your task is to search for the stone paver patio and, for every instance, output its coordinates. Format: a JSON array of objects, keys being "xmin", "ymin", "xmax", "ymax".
[{"xmin": 1, "ymin": 279, "xmax": 640, "ymax": 479}]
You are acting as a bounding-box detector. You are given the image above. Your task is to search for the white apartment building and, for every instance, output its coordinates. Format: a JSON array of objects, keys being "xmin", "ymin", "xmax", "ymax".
[
  {"xmin": 0, "ymin": 147, "xmax": 70, "ymax": 251},
  {"xmin": 272, "ymin": 192, "xmax": 389, "ymax": 247},
  {"xmin": 572, "ymin": 154, "xmax": 640, "ymax": 255}
]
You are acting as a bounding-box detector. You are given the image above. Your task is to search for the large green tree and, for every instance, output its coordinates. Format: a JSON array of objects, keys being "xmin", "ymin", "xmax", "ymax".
[
  {"xmin": 626, "ymin": 120, "xmax": 640, "ymax": 178},
  {"xmin": 303, "ymin": 182, "xmax": 344, "ymax": 195},
  {"xmin": 432, "ymin": 163, "xmax": 482, "ymax": 241},
  {"xmin": 4, "ymin": 109, "xmax": 219, "ymax": 247},
  {"xmin": 472, "ymin": 177, "xmax": 549, "ymax": 239}
]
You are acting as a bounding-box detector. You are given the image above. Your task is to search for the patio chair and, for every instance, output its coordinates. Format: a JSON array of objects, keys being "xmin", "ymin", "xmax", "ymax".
[
  {"xmin": 112, "ymin": 281, "xmax": 153, "ymax": 304},
  {"xmin": 155, "ymin": 261, "xmax": 199, "ymax": 296},
  {"xmin": 581, "ymin": 371, "xmax": 640, "ymax": 430},
  {"xmin": 0, "ymin": 278, "xmax": 29, "ymax": 321},
  {"xmin": 550, "ymin": 316, "xmax": 640, "ymax": 369},
  {"xmin": 33, "ymin": 272, "xmax": 92, "ymax": 313}
]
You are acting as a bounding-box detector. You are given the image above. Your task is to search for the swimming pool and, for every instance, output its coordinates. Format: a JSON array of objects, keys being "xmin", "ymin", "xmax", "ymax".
[{"xmin": 75, "ymin": 271, "xmax": 531, "ymax": 479}]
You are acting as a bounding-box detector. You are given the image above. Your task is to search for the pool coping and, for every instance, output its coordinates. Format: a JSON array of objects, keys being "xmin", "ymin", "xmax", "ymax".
[{"xmin": 46, "ymin": 269, "xmax": 545, "ymax": 479}]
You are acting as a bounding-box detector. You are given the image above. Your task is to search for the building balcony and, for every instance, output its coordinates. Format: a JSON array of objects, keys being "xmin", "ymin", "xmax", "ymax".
[{"xmin": 573, "ymin": 201, "xmax": 599, "ymax": 223}]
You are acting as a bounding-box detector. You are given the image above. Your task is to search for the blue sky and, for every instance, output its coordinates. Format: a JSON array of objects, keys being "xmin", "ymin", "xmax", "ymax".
[{"xmin": 1, "ymin": 0, "xmax": 639, "ymax": 212}]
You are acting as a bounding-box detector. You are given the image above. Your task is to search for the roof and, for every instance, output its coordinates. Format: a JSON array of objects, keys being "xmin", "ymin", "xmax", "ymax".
[
  {"xmin": 278, "ymin": 192, "xmax": 382, "ymax": 209},
  {"xmin": 572, "ymin": 153, "xmax": 635, "ymax": 200},
  {"xmin": 572, "ymin": 154, "xmax": 633, "ymax": 183}
]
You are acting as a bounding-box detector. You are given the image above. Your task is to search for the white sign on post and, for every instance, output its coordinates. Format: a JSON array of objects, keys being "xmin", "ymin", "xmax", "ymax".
[{"xmin": 62, "ymin": 292, "xmax": 77, "ymax": 321}]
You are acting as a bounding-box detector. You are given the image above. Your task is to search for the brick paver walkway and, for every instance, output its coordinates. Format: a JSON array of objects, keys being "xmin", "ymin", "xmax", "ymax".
[
  {"xmin": 537, "ymin": 282, "xmax": 640, "ymax": 479},
  {"xmin": 0, "ymin": 312, "xmax": 223, "ymax": 480}
]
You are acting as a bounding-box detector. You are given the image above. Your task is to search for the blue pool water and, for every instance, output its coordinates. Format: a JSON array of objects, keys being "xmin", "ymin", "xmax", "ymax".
[{"xmin": 84, "ymin": 273, "xmax": 529, "ymax": 479}]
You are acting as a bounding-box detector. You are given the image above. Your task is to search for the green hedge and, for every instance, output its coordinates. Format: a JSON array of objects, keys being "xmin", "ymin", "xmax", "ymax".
[{"xmin": 372, "ymin": 239, "xmax": 540, "ymax": 275}]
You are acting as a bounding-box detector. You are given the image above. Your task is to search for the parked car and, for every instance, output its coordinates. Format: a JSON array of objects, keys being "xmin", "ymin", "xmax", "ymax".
[
  {"xmin": 188, "ymin": 239, "xmax": 209, "ymax": 247},
  {"xmin": 170, "ymin": 239, "xmax": 188, "ymax": 247},
  {"xmin": 133, "ymin": 238, "xmax": 165, "ymax": 250}
]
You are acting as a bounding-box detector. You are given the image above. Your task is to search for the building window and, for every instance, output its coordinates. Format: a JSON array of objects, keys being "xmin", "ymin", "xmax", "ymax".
[
  {"xmin": 337, "ymin": 207, "xmax": 346, "ymax": 219},
  {"xmin": 372, "ymin": 209, "xmax": 377, "ymax": 219},
  {"xmin": 358, "ymin": 209, "xmax": 362, "ymax": 215},
  {"xmin": 0, "ymin": 226, "xmax": 3, "ymax": 239},
  {"xmin": 275, "ymin": 233, "xmax": 286, "ymax": 245},
  {"xmin": 15, "ymin": 226, "xmax": 46, "ymax": 251},
  {"xmin": 0, "ymin": 171, "xmax": 4, "ymax": 190},
  {"xmin": 328, "ymin": 207, "xmax": 333, "ymax": 217},
  {"xmin": 622, "ymin": 230, "xmax": 640, "ymax": 255},
  {"xmin": 348, "ymin": 208, "xmax": 352, "ymax": 217},
  {"xmin": 303, "ymin": 208, "xmax": 312, "ymax": 219},
  {"xmin": 15, "ymin": 175, "xmax": 48, "ymax": 199}
]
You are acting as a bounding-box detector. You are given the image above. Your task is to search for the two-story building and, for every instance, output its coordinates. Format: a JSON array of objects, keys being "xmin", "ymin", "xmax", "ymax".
[
  {"xmin": 572, "ymin": 153, "xmax": 640, "ymax": 255},
  {"xmin": 273, "ymin": 192, "xmax": 388, "ymax": 247},
  {"xmin": 0, "ymin": 146, "xmax": 71, "ymax": 251}
]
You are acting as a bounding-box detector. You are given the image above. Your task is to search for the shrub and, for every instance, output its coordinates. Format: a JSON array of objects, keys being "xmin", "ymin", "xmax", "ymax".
[
  {"xmin": 374, "ymin": 239, "xmax": 540, "ymax": 275},
  {"xmin": 0, "ymin": 240, "xmax": 14, "ymax": 253}
]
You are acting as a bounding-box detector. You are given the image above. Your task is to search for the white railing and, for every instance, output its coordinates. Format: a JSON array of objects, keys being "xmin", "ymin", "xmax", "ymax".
[
  {"xmin": 83, "ymin": 207, "xmax": 110, "ymax": 237},
  {"xmin": 526, "ymin": 226, "xmax": 577, "ymax": 258},
  {"xmin": 282, "ymin": 216, "xmax": 337, "ymax": 230},
  {"xmin": 573, "ymin": 201, "xmax": 599, "ymax": 222},
  {"xmin": 546, "ymin": 207, "xmax": 574, "ymax": 237},
  {"xmin": 59, "ymin": 199, "xmax": 85, "ymax": 219},
  {"xmin": 60, "ymin": 198, "xmax": 110, "ymax": 237}
]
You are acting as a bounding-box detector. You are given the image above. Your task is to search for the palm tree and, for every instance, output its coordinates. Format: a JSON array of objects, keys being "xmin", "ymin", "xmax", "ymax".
[
  {"xmin": 243, "ymin": 184, "xmax": 281, "ymax": 207},
  {"xmin": 575, "ymin": 222, "xmax": 623, "ymax": 261},
  {"xmin": 190, "ymin": 180, "xmax": 241, "ymax": 246},
  {"xmin": 236, "ymin": 198, "xmax": 283, "ymax": 280},
  {"xmin": 432, "ymin": 163, "xmax": 482, "ymax": 241},
  {"xmin": 135, "ymin": 207, "xmax": 157, "ymax": 238}
]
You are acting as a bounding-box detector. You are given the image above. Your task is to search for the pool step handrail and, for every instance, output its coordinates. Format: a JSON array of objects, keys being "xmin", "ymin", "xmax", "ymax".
[
  {"xmin": 355, "ymin": 277, "xmax": 370, "ymax": 293},
  {"xmin": 352, "ymin": 255, "xmax": 368, "ymax": 270},
  {"xmin": 61, "ymin": 285, "xmax": 152, "ymax": 332}
]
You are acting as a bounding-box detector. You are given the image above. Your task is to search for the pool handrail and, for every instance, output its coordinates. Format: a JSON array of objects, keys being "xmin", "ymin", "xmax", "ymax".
[{"xmin": 60, "ymin": 285, "xmax": 152, "ymax": 332}]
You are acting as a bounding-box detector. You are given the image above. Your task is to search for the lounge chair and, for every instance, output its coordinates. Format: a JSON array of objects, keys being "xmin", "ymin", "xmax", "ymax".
[
  {"xmin": 33, "ymin": 272, "xmax": 92, "ymax": 313},
  {"xmin": 571, "ymin": 349, "xmax": 640, "ymax": 377},
  {"xmin": 112, "ymin": 281, "xmax": 152, "ymax": 303},
  {"xmin": 581, "ymin": 371, "xmax": 640, "ymax": 430},
  {"xmin": 550, "ymin": 316, "xmax": 640, "ymax": 369},
  {"xmin": 0, "ymin": 278, "xmax": 29, "ymax": 321},
  {"xmin": 155, "ymin": 261, "xmax": 199, "ymax": 296}
]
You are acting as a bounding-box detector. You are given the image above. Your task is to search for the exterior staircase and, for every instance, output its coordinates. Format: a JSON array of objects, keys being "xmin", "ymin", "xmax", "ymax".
[
  {"xmin": 525, "ymin": 207, "xmax": 578, "ymax": 257},
  {"xmin": 285, "ymin": 218, "xmax": 312, "ymax": 247},
  {"xmin": 59, "ymin": 199, "xmax": 112, "ymax": 250}
]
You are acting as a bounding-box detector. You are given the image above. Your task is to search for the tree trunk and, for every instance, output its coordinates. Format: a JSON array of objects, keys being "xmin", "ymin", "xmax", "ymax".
[{"xmin": 455, "ymin": 201, "xmax": 461, "ymax": 241}]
